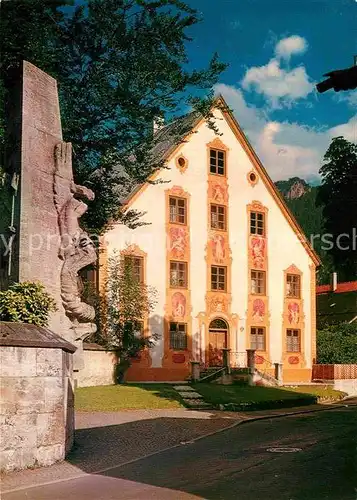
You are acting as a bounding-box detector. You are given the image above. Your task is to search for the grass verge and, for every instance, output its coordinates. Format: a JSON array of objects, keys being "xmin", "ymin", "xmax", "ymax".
[
  {"xmin": 191, "ymin": 384, "xmax": 346, "ymax": 411},
  {"xmin": 75, "ymin": 384, "xmax": 185, "ymax": 412}
]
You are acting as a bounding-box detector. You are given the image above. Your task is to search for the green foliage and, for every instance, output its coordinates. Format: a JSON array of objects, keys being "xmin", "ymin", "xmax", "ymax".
[
  {"xmin": 1, "ymin": 0, "xmax": 226, "ymax": 234},
  {"xmin": 0, "ymin": 281, "xmax": 57, "ymax": 326},
  {"xmin": 317, "ymin": 323, "xmax": 357, "ymax": 364},
  {"xmin": 99, "ymin": 250, "xmax": 158, "ymax": 382},
  {"xmin": 317, "ymin": 137, "xmax": 357, "ymax": 281}
]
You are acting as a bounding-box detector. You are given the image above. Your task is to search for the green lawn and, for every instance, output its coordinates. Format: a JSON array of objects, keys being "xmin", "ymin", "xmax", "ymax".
[
  {"xmin": 75, "ymin": 384, "xmax": 185, "ymax": 412},
  {"xmin": 191, "ymin": 384, "xmax": 346, "ymax": 408}
]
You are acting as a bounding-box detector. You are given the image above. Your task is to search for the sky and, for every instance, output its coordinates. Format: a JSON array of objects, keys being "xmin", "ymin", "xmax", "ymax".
[{"xmin": 185, "ymin": 0, "xmax": 357, "ymax": 183}]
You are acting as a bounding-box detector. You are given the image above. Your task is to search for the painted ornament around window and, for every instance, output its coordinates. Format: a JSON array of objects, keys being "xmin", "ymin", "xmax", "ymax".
[
  {"xmin": 169, "ymin": 227, "xmax": 187, "ymax": 259},
  {"xmin": 211, "ymin": 183, "xmax": 227, "ymax": 203},
  {"xmin": 172, "ymin": 292, "xmax": 186, "ymax": 318},
  {"xmin": 252, "ymin": 298, "xmax": 265, "ymax": 322},
  {"xmin": 288, "ymin": 302, "xmax": 300, "ymax": 324},
  {"xmin": 250, "ymin": 237, "xmax": 265, "ymax": 269},
  {"xmin": 211, "ymin": 234, "xmax": 226, "ymax": 263}
]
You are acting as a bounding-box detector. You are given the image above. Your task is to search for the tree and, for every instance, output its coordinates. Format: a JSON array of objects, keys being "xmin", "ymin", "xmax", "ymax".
[
  {"xmin": 0, "ymin": 0, "xmax": 72, "ymax": 156},
  {"xmin": 1, "ymin": 0, "xmax": 227, "ymax": 234},
  {"xmin": 99, "ymin": 250, "xmax": 157, "ymax": 383},
  {"xmin": 317, "ymin": 323, "xmax": 357, "ymax": 364},
  {"xmin": 317, "ymin": 137, "xmax": 357, "ymax": 281}
]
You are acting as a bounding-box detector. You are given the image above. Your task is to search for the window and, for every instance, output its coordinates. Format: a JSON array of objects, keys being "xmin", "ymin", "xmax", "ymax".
[
  {"xmin": 286, "ymin": 274, "xmax": 301, "ymax": 298},
  {"xmin": 250, "ymin": 211, "xmax": 265, "ymax": 236},
  {"xmin": 286, "ymin": 329, "xmax": 300, "ymax": 352},
  {"xmin": 211, "ymin": 265, "xmax": 227, "ymax": 291},
  {"xmin": 250, "ymin": 327, "xmax": 266, "ymax": 351},
  {"xmin": 124, "ymin": 255, "xmax": 144, "ymax": 283},
  {"xmin": 210, "ymin": 149, "xmax": 226, "ymax": 175},
  {"xmin": 210, "ymin": 204, "xmax": 226, "ymax": 230},
  {"xmin": 169, "ymin": 196, "xmax": 186, "ymax": 224},
  {"xmin": 251, "ymin": 270, "xmax": 266, "ymax": 295},
  {"xmin": 169, "ymin": 322, "xmax": 187, "ymax": 350},
  {"xmin": 170, "ymin": 261, "xmax": 188, "ymax": 288}
]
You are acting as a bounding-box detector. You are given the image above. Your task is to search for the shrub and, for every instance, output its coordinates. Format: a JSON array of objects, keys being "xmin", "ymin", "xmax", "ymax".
[
  {"xmin": 0, "ymin": 281, "xmax": 57, "ymax": 326},
  {"xmin": 317, "ymin": 322, "xmax": 357, "ymax": 364}
]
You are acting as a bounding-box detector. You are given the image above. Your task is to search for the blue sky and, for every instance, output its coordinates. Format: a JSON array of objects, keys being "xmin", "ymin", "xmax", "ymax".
[{"xmin": 185, "ymin": 0, "xmax": 357, "ymax": 182}]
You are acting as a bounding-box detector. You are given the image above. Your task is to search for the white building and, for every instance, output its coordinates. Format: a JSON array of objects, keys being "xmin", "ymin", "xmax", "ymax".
[{"xmin": 102, "ymin": 96, "xmax": 320, "ymax": 383}]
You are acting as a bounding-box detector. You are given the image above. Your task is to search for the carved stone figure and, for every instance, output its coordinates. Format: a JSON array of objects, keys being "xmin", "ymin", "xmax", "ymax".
[{"xmin": 54, "ymin": 142, "xmax": 97, "ymax": 339}]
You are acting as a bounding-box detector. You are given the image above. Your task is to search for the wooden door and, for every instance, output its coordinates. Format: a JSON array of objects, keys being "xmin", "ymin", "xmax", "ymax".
[{"xmin": 208, "ymin": 329, "xmax": 227, "ymax": 366}]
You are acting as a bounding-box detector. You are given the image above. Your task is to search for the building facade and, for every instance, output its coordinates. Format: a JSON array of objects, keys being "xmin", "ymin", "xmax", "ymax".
[{"xmin": 102, "ymin": 97, "xmax": 320, "ymax": 383}]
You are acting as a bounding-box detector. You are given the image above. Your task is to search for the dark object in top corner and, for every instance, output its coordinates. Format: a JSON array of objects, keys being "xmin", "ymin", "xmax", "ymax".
[{"xmin": 316, "ymin": 65, "xmax": 357, "ymax": 93}]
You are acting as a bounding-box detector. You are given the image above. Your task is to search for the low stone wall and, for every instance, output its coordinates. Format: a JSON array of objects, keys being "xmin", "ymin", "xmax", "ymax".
[
  {"xmin": 0, "ymin": 322, "xmax": 75, "ymax": 472},
  {"xmin": 333, "ymin": 379, "xmax": 357, "ymax": 396},
  {"xmin": 75, "ymin": 344, "xmax": 117, "ymax": 388}
]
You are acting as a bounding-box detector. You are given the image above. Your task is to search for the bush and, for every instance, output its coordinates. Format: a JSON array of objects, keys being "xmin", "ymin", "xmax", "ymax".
[
  {"xmin": 0, "ymin": 281, "xmax": 57, "ymax": 326},
  {"xmin": 317, "ymin": 323, "xmax": 357, "ymax": 364}
]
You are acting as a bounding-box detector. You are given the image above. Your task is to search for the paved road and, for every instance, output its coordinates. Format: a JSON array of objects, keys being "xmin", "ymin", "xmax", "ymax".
[{"xmin": 3, "ymin": 406, "xmax": 357, "ymax": 500}]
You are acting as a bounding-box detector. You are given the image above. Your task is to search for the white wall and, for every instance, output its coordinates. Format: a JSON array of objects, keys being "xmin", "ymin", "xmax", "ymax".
[{"xmin": 104, "ymin": 108, "xmax": 314, "ymax": 369}]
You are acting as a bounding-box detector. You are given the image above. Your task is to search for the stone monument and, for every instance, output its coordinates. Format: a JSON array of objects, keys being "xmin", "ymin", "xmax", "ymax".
[{"xmin": 1, "ymin": 61, "xmax": 97, "ymax": 371}]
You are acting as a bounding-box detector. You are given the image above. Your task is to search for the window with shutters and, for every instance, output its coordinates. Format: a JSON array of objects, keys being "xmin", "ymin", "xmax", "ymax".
[
  {"xmin": 250, "ymin": 327, "xmax": 266, "ymax": 351},
  {"xmin": 210, "ymin": 204, "xmax": 226, "ymax": 230},
  {"xmin": 250, "ymin": 211, "xmax": 265, "ymax": 236},
  {"xmin": 211, "ymin": 266, "xmax": 227, "ymax": 291},
  {"xmin": 124, "ymin": 255, "xmax": 144, "ymax": 283},
  {"xmin": 251, "ymin": 270, "xmax": 266, "ymax": 295},
  {"xmin": 169, "ymin": 196, "xmax": 186, "ymax": 224},
  {"xmin": 169, "ymin": 322, "xmax": 187, "ymax": 350},
  {"xmin": 170, "ymin": 261, "xmax": 188, "ymax": 288},
  {"xmin": 210, "ymin": 149, "xmax": 226, "ymax": 176},
  {"xmin": 286, "ymin": 274, "xmax": 301, "ymax": 298},
  {"xmin": 286, "ymin": 329, "xmax": 301, "ymax": 352}
]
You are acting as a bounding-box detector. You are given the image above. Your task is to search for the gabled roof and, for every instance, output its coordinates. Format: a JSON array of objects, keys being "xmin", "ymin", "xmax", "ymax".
[
  {"xmin": 123, "ymin": 95, "xmax": 321, "ymax": 266},
  {"xmin": 317, "ymin": 281, "xmax": 357, "ymax": 295}
]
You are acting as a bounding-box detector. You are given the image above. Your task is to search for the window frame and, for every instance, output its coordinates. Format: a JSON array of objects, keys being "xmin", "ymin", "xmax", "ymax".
[
  {"xmin": 211, "ymin": 265, "xmax": 227, "ymax": 292},
  {"xmin": 169, "ymin": 261, "xmax": 188, "ymax": 288},
  {"xmin": 124, "ymin": 255, "xmax": 144, "ymax": 283},
  {"xmin": 286, "ymin": 328, "xmax": 301, "ymax": 353},
  {"xmin": 169, "ymin": 196, "xmax": 187, "ymax": 225},
  {"xmin": 250, "ymin": 211, "xmax": 265, "ymax": 236},
  {"xmin": 286, "ymin": 274, "xmax": 301, "ymax": 299},
  {"xmin": 250, "ymin": 326, "xmax": 266, "ymax": 351},
  {"xmin": 209, "ymin": 148, "xmax": 226, "ymax": 176},
  {"xmin": 169, "ymin": 322, "xmax": 187, "ymax": 350},
  {"xmin": 210, "ymin": 203, "xmax": 227, "ymax": 231},
  {"xmin": 251, "ymin": 270, "xmax": 266, "ymax": 295}
]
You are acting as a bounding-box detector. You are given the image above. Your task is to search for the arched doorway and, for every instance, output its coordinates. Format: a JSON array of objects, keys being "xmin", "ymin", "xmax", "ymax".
[{"xmin": 208, "ymin": 318, "xmax": 228, "ymax": 366}]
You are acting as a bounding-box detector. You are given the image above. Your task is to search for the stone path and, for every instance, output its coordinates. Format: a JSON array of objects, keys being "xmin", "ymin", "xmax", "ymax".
[{"xmin": 173, "ymin": 384, "xmax": 212, "ymax": 409}]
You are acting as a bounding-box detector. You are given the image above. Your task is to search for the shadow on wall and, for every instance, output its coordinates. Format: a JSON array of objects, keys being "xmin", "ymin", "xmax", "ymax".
[{"xmin": 148, "ymin": 314, "xmax": 165, "ymax": 367}]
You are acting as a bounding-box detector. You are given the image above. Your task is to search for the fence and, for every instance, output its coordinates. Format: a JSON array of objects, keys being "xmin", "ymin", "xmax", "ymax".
[
  {"xmin": 230, "ymin": 351, "xmax": 248, "ymax": 368},
  {"xmin": 312, "ymin": 364, "xmax": 357, "ymax": 380}
]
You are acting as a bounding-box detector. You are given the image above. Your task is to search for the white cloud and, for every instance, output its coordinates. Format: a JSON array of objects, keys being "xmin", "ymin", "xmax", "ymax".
[
  {"xmin": 334, "ymin": 90, "xmax": 357, "ymax": 108},
  {"xmin": 241, "ymin": 35, "xmax": 314, "ymax": 108},
  {"xmin": 242, "ymin": 59, "xmax": 314, "ymax": 108},
  {"xmin": 275, "ymin": 35, "xmax": 308, "ymax": 60},
  {"xmin": 215, "ymin": 83, "xmax": 356, "ymax": 182},
  {"xmin": 329, "ymin": 115, "xmax": 357, "ymax": 143}
]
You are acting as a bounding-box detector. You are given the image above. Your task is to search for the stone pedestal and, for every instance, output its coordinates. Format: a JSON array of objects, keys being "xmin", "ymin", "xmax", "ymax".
[
  {"xmin": 222, "ymin": 348, "xmax": 231, "ymax": 374},
  {"xmin": 190, "ymin": 361, "xmax": 201, "ymax": 382},
  {"xmin": 246, "ymin": 349, "xmax": 256, "ymax": 386},
  {"xmin": 0, "ymin": 322, "xmax": 76, "ymax": 472},
  {"xmin": 274, "ymin": 362, "xmax": 283, "ymax": 385}
]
